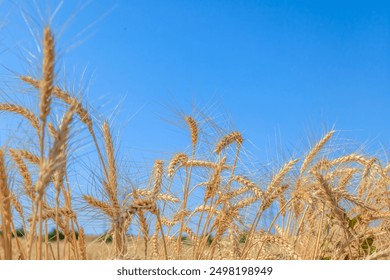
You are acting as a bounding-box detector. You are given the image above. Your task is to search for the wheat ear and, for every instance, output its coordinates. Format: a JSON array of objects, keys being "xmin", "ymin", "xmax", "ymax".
[
  {"xmin": 103, "ymin": 121, "xmax": 118, "ymax": 208},
  {"xmin": 300, "ymin": 130, "xmax": 334, "ymax": 174},
  {"xmin": 185, "ymin": 116, "xmax": 198, "ymax": 149},
  {"xmin": 152, "ymin": 160, "xmax": 164, "ymax": 198},
  {"xmin": 9, "ymin": 148, "xmax": 34, "ymax": 198},
  {"xmin": 168, "ymin": 153, "xmax": 188, "ymax": 177},
  {"xmin": 215, "ymin": 131, "xmax": 243, "ymax": 154},
  {"xmin": 39, "ymin": 27, "xmax": 54, "ymax": 128},
  {"xmin": 0, "ymin": 104, "xmax": 40, "ymax": 132},
  {"xmin": 232, "ymin": 175, "xmax": 264, "ymax": 199},
  {"xmin": 83, "ymin": 195, "xmax": 115, "ymax": 218},
  {"xmin": 16, "ymin": 149, "xmax": 40, "ymax": 165}
]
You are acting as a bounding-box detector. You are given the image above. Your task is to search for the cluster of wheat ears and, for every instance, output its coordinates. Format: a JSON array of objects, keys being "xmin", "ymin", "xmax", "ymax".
[{"xmin": 0, "ymin": 27, "xmax": 389, "ymax": 260}]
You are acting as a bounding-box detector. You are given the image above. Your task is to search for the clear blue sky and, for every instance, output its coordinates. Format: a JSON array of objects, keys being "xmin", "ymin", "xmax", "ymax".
[
  {"xmin": 1, "ymin": 1, "xmax": 390, "ymax": 232},
  {"xmin": 1, "ymin": 0, "xmax": 390, "ymax": 159}
]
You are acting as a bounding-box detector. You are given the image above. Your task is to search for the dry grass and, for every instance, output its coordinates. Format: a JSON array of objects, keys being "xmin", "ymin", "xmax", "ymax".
[{"xmin": 0, "ymin": 26, "xmax": 390, "ymax": 261}]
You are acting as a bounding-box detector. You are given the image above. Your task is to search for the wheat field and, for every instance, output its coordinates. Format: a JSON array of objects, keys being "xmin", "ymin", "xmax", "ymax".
[{"xmin": 0, "ymin": 25, "xmax": 389, "ymax": 260}]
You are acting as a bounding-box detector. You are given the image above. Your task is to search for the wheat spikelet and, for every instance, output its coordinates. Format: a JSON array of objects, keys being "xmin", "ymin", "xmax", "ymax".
[
  {"xmin": 234, "ymin": 196, "xmax": 258, "ymax": 210},
  {"xmin": 205, "ymin": 156, "xmax": 226, "ymax": 200},
  {"xmin": 10, "ymin": 194, "xmax": 24, "ymax": 221},
  {"xmin": 133, "ymin": 198, "xmax": 154, "ymax": 209},
  {"xmin": 193, "ymin": 205, "xmax": 220, "ymax": 215},
  {"xmin": 39, "ymin": 27, "xmax": 55, "ymax": 127},
  {"xmin": 0, "ymin": 104, "xmax": 40, "ymax": 132},
  {"xmin": 59, "ymin": 207, "xmax": 77, "ymax": 219},
  {"xmin": 132, "ymin": 188, "xmax": 149, "ymax": 197},
  {"xmin": 362, "ymin": 157, "xmax": 377, "ymax": 178},
  {"xmin": 183, "ymin": 226, "xmax": 198, "ymax": 245},
  {"xmin": 291, "ymin": 196, "xmax": 305, "ymax": 218},
  {"xmin": 161, "ymin": 217, "xmax": 176, "ymax": 227},
  {"xmin": 151, "ymin": 220, "xmax": 161, "ymax": 257},
  {"xmin": 173, "ymin": 209, "xmax": 191, "ymax": 222},
  {"xmin": 137, "ymin": 210, "xmax": 149, "ymax": 258},
  {"xmin": 227, "ymin": 186, "xmax": 250, "ymax": 198},
  {"xmin": 152, "ymin": 160, "xmax": 163, "ymax": 198},
  {"xmin": 300, "ymin": 130, "xmax": 334, "ymax": 174},
  {"xmin": 83, "ymin": 195, "xmax": 115, "ymax": 218},
  {"xmin": 168, "ymin": 153, "xmax": 188, "ymax": 177},
  {"xmin": 78, "ymin": 228, "xmax": 87, "ymax": 260},
  {"xmin": 218, "ymin": 187, "xmax": 249, "ymax": 202},
  {"xmin": 310, "ymin": 158, "xmax": 332, "ymax": 172},
  {"xmin": 215, "ymin": 131, "xmax": 243, "ymax": 154},
  {"xmin": 262, "ymin": 184, "xmax": 289, "ymax": 211},
  {"xmin": 335, "ymin": 189, "xmax": 375, "ymax": 210},
  {"xmin": 232, "ymin": 175, "xmax": 264, "ymax": 199},
  {"xmin": 335, "ymin": 169, "xmax": 356, "ymax": 191},
  {"xmin": 132, "ymin": 189, "xmax": 179, "ymax": 203},
  {"xmin": 9, "ymin": 148, "xmax": 34, "ymax": 198},
  {"xmin": 327, "ymin": 167, "xmax": 359, "ymax": 180},
  {"xmin": 16, "ymin": 149, "xmax": 40, "ymax": 165},
  {"xmin": 153, "ymin": 192, "xmax": 179, "ymax": 203},
  {"xmin": 157, "ymin": 193, "xmax": 179, "ymax": 203},
  {"xmin": 231, "ymin": 175, "xmax": 257, "ymax": 189},
  {"xmin": 48, "ymin": 122, "xmax": 57, "ymax": 138},
  {"xmin": 50, "ymin": 110, "xmax": 70, "ymax": 197},
  {"xmin": 185, "ymin": 116, "xmax": 198, "ymax": 148},
  {"xmin": 358, "ymin": 158, "xmax": 377, "ymax": 198},
  {"xmin": 329, "ymin": 153, "xmax": 369, "ymax": 167},
  {"xmin": 103, "ymin": 121, "xmax": 118, "ymax": 207},
  {"xmin": 32, "ymin": 209, "xmax": 54, "ymax": 221},
  {"xmin": 279, "ymin": 194, "xmax": 287, "ymax": 216},
  {"xmin": 183, "ymin": 160, "xmax": 231, "ymax": 170},
  {"xmin": 51, "ymin": 102, "xmax": 75, "ymax": 155},
  {"xmin": 266, "ymin": 159, "xmax": 298, "ymax": 198},
  {"xmin": 133, "ymin": 199, "xmax": 159, "ymax": 215}
]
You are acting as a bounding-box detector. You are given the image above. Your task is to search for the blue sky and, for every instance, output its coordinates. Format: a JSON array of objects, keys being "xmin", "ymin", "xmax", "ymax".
[
  {"xmin": 0, "ymin": 1, "xmax": 390, "ymax": 232},
  {"xmin": 1, "ymin": 0, "xmax": 390, "ymax": 161}
]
